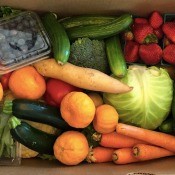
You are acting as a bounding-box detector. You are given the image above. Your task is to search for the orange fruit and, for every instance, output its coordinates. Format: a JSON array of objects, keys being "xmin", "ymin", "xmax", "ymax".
[
  {"xmin": 60, "ymin": 91, "xmax": 95, "ymax": 128},
  {"xmin": 0, "ymin": 83, "xmax": 3, "ymax": 101},
  {"xmin": 53, "ymin": 131, "xmax": 89, "ymax": 165},
  {"xmin": 93, "ymin": 104, "xmax": 119, "ymax": 134},
  {"xmin": 9, "ymin": 66, "xmax": 46, "ymax": 100}
]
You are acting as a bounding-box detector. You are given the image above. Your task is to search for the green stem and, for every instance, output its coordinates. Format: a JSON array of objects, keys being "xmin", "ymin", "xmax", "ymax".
[
  {"xmin": 3, "ymin": 100, "xmax": 13, "ymax": 115},
  {"xmin": 8, "ymin": 116, "xmax": 21, "ymax": 129}
]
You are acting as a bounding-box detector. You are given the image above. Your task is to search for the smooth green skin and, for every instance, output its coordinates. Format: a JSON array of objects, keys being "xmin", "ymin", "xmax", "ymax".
[
  {"xmin": 9, "ymin": 117, "xmax": 58, "ymax": 155},
  {"xmin": 42, "ymin": 13, "xmax": 70, "ymax": 65},
  {"xmin": 105, "ymin": 35, "xmax": 127, "ymax": 78},
  {"xmin": 8, "ymin": 99, "xmax": 72, "ymax": 130},
  {"xmin": 67, "ymin": 14, "xmax": 133, "ymax": 40},
  {"xmin": 60, "ymin": 15, "xmax": 116, "ymax": 29}
]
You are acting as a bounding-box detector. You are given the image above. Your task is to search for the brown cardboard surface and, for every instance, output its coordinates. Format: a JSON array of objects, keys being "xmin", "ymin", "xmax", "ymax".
[
  {"xmin": 1, "ymin": 0, "xmax": 175, "ymax": 16},
  {"xmin": 1, "ymin": 157, "xmax": 175, "ymax": 175},
  {"xmin": 0, "ymin": 0, "xmax": 175, "ymax": 174}
]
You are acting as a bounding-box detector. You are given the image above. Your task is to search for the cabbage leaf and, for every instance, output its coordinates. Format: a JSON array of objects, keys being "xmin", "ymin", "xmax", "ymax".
[{"xmin": 103, "ymin": 65, "xmax": 173, "ymax": 130}]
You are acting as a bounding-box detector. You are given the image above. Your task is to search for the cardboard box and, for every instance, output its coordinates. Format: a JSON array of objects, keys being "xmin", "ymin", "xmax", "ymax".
[{"xmin": 0, "ymin": 0, "xmax": 175, "ymax": 174}]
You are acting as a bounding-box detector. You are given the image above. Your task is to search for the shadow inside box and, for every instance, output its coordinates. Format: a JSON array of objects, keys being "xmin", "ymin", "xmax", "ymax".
[{"xmin": 161, "ymin": 13, "xmax": 175, "ymax": 66}]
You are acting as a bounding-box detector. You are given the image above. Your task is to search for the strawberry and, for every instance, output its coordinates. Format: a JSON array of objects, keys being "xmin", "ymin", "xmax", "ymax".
[
  {"xmin": 149, "ymin": 11, "xmax": 163, "ymax": 29},
  {"xmin": 162, "ymin": 44, "xmax": 175, "ymax": 65},
  {"xmin": 153, "ymin": 28, "xmax": 163, "ymax": 40},
  {"xmin": 162, "ymin": 22, "xmax": 175, "ymax": 43},
  {"xmin": 124, "ymin": 41, "xmax": 139, "ymax": 63},
  {"xmin": 139, "ymin": 44, "xmax": 162, "ymax": 65},
  {"xmin": 133, "ymin": 23, "xmax": 158, "ymax": 44},
  {"xmin": 134, "ymin": 18, "xmax": 148, "ymax": 24}
]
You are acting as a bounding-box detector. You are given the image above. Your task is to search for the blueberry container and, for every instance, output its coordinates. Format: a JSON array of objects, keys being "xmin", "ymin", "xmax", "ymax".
[{"xmin": 0, "ymin": 11, "xmax": 51, "ymax": 74}]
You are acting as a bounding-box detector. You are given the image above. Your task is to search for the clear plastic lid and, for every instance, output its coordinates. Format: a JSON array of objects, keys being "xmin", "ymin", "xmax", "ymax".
[{"xmin": 0, "ymin": 11, "xmax": 51, "ymax": 74}]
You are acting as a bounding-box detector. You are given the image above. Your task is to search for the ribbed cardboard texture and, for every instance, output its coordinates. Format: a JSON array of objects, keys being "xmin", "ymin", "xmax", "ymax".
[{"xmin": 0, "ymin": 0, "xmax": 175, "ymax": 174}]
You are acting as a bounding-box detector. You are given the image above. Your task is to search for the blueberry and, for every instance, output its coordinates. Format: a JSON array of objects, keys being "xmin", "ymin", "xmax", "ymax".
[
  {"xmin": 10, "ymin": 29, "xmax": 18, "ymax": 36},
  {"xmin": 17, "ymin": 38, "xmax": 25, "ymax": 46}
]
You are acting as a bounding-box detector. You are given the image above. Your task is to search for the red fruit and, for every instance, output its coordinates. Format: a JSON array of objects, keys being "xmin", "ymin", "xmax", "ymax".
[
  {"xmin": 133, "ymin": 23, "xmax": 158, "ymax": 44},
  {"xmin": 162, "ymin": 44, "xmax": 175, "ymax": 65},
  {"xmin": 0, "ymin": 72, "xmax": 12, "ymax": 90},
  {"xmin": 139, "ymin": 44, "xmax": 162, "ymax": 65},
  {"xmin": 124, "ymin": 41, "xmax": 139, "ymax": 63},
  {"xmin": 162, "ymin": 22, "xmax": 175, "ymax": 43},
  {"xmin": 134, "ymin": 18, "xmax": 148, "ymax": 24},
  {"xmin": 123, "ymin": 31, "xmax": 134, "ymax": 41},
  {"xmin": 153, "ymin": 28, "xmax": 163, "ymax": 40},
  {"xmin": 149, "ymin": 11, "xmax": 163, "ymax": 29},
  {"xmin": 44, "ymin": 78, "xmax": 81, "ymax": 107}
]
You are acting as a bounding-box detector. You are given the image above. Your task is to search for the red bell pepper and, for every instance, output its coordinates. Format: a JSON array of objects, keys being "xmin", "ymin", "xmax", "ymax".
[{"xmin": 44, "ymin": 78, "xmax": 81, "ymax": 107}]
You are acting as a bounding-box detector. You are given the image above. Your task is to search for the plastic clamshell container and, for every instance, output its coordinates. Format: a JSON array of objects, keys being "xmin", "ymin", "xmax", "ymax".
[
  {"xmin": 0, "ymin": 142, "xmax": 21, "ymax": 166},
  {"xmin": 0, "ymin": 11, "xmax": 51, "ymax": 74}
]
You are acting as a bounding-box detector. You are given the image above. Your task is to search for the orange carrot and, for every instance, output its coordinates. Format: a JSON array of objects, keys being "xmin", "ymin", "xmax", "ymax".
[
  {"xmin": 133, "ymin": 144, "xmax": 175, "ymax": 161},
  {"xmin": 113, "ymin": 148, "xmax": 139, "ymax": 164},
  {"xmin": 99, "ymin": 132, "xmax": 147, "ymax": 148},
  {"xmin": 116, "ymin": 123, "xmax": 175, "ymax": 152},
  {"xmin": 86, "ymin": 146, "xmax": 114, "ymax": 163}
]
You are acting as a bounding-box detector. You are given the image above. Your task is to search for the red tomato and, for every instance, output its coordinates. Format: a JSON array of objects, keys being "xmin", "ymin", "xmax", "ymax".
[
  {"xmin": 0, "ymin": 72, "xmax": 12, "ymax": 90},
  {"xmin": 44, "ymin": 78, "xmax": 81, "ymax": 107}
]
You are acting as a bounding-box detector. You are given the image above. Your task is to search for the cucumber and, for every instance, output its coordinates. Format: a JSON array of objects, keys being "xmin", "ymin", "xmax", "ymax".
[
  {"xmin": 42, "ymin": 13, "xmax": 70, "ymax": 65},
  {"xmin": 67, "ymin": 14, "xmax": 133, "ymax": 40},
  {"xmin": 3, "ymin": 99, "xmax": 72, "ymax": 130},
  {"xmin": 59, "ymin": 15, "xmax": 116, "ymax": 29},
  {"xmin": 9, "ymin": 116, "xmax": 58, "ymax": 154},
  {"xmin": 105, "ymin": 35, "xmax": 127, "ymax": 78}
]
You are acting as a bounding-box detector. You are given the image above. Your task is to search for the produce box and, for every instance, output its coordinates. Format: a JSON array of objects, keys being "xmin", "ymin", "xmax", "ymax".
[{"xmin": 1, "ymin": 0, "xmax": 175, "ymax": 175}]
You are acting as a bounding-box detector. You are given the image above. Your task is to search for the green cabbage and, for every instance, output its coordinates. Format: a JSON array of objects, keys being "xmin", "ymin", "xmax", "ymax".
[{"xmin": 103, "ymin": 65, "xmax": 173, "ymax": 130}]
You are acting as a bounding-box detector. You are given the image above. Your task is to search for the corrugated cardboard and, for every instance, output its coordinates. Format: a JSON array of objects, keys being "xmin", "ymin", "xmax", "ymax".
[{"xmin": 0, "ymin": 0, "xmax": 175, "ymax": 174}]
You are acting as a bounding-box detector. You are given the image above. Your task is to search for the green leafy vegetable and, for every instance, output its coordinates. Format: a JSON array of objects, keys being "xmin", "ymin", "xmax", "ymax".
[
  {"xmin": 103, "ymin": 65, "xmax": 173, "ymax": 130},
  {"xmin": 69, "ymin": 37, "xmax": 110, "ymax": 73},
  {"xmin": 0, "ymin": 6, "xmax": 21, "ymax": 18},
  {"xmin": 0, "ymin": 113, "xmax": 15, "ymax": 158}
]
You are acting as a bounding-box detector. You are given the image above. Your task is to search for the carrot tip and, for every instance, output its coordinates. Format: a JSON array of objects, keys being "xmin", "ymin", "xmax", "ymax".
[
  {"xmin": 133, "ymin": 147, "xmax": 139, "ymax": 157},
  {"xmin": 86, "ymin": 147, "xmax": 96, "ymax": 163},
  {"xmin": 92, "ymin": 132, "xmax": 101, "ymax": 142},
  {"xmin": 112, "ymin": 153, "xmax": 118, "ymax": 162}
]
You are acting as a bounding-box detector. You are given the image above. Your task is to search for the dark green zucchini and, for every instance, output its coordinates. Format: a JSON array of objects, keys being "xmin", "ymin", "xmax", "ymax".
[
  {"xmin": 67, "ymin": 14, "xmax": 133, "ymax": 40},
  {"xmin": 3, "ymin": 99, "xmax": 72, "ymax": 130},
  {"xmin": 42, "ymin": 13, "xmax": 70, "ymax": 65},
  {"xmin": 59, "ymin": 15, "xmax": 116, "ymax": 29},
  {"xmin": 105, "ymin": 35, "xmax": 127, "ymax": 78},
  {"xmin": 9, "ymin": 116, "xmax": 58, "ymax": 155}
]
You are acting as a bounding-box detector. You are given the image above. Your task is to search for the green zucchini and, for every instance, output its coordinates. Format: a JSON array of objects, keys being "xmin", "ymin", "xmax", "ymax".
[
  {"xmin": 9, "ymin": 116, "xmax": 58, "ymax": 155},
  {"xmin": 42, "ymin": 13, "xmax": 70, "ymax": 65},
  {"xmin": 59, "ymin": 15, "xmax": 116, "ymax": 29},
  {"xmin": 67, "ymin": 14, "xmax": 133, "ymax": 40},
  {"xmin": 3, "ymin": 99, "xmax": 72, "ymax": 130},
  {"xmin": 105, "ymin": 35, "xmax": 127, "ymax": 78}
]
